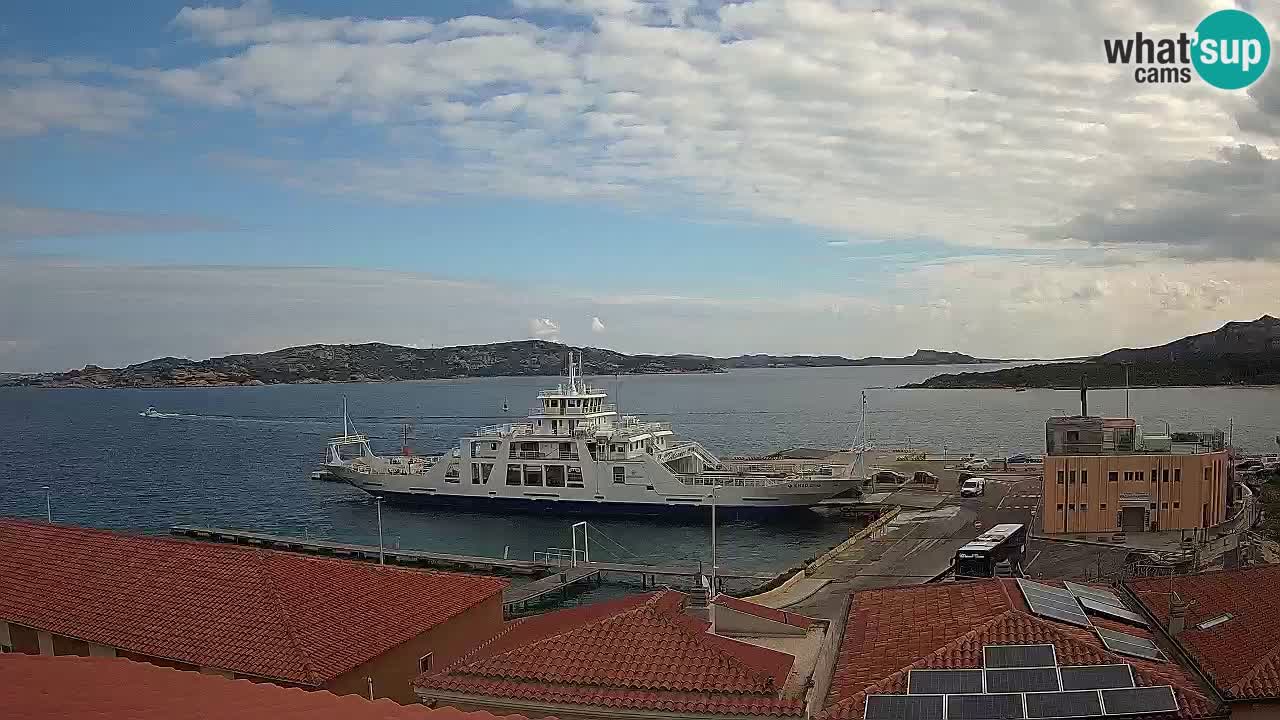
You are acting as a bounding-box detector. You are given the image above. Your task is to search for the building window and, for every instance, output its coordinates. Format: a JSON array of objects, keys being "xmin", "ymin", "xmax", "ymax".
[
  {"xmin": 1066, "ymin": 430, "xmax": 1080, "ymax": 442},
  {"xmin": 1080, "ymin": 504, "xmax": 1088, "ymax": 512},
  {"xmin": 567, "ymin": 466, "xmax": 584, "ymax": 487},
  {"xmin": 1081, "ymin": 470, "xmax": 1087, "ymax": 485},
  {"xmin": 1150, "ymin": 503, "xmax": 1157, "ymax": 510},
  {"xmin": 1162, "ymin": 502, "xmax": 1169, "ymax": 509},
  {"xmin": 1173, "ymin": 502, "xmax": 1180, "ymax": 509},
  {"xmin": 419, "ymin": 652, "xmax": 433, "ymax": 673},
  {"xmin": 1109, "ymin": 471, "xmax": 1119, "ymax": 482},
  {"xmin": 1057, "ymin": 504, "xmax": 1064, "ymax": 511},
  {"xmin": 1151, "ymin": 469, "xmax": 1158, "ymax": 483},
  {"xmin": 471, "ymin": 464, "xmax": 481, "ymax": 484},
  {"xmin": 1174, "ymin": 468, "xmax": 1181, "ymax": 482},
  {"xmin": 523, "ymin": 465, "xmax": 543, "ymax": 487},
  {"xmin": 1069, "ymin": 470, "xmax": 1076, "ymax": 484},
  {"xmin": 1163, "ymin": 469, "xmax": 1169, "ymax": 483},
  {"xmin": 1069, "ymin": 504, "xmax": 1075, "ymax": 511},
  {"xmin": 1204, "ymin": 467, "xmax": 1211, "ymax": 482},
  {"xmin": 1100, "ymin": 503, "xmax": 1107, "ymax": 510},
  {"xmin": 613, "ymin": 466, "xmax": 625, "ymax": 484},
  {"xmin": 1136, "ymin": 471, "xmax": 1144, "ymax": 482},
  {"xmin": 1057, "ymin": 470, "xmax": 1065, "ymax": 484},
  {"xmin": 506, "ymin": 465, "xmax": 522, "ymax": 486}
]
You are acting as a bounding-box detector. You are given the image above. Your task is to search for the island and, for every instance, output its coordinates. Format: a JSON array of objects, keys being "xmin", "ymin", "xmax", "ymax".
[
  {"xmin": 2, "ymin": 342, "xmax": 1012, "ymax": 389},
  {"xmin": 904, "ymin": 315, "xmax": 1280, "ymax": 389}
]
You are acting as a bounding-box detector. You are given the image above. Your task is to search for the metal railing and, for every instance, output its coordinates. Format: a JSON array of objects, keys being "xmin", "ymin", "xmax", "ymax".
[{"xmin": 533, "ymin": 547, "xmax": 586, "ymax": 567}]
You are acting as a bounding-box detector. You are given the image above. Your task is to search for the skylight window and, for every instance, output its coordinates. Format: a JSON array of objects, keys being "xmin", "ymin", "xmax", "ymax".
[{"xmin": 1195, "ymin": 613, "xmax": 1233, "ymax": 630}]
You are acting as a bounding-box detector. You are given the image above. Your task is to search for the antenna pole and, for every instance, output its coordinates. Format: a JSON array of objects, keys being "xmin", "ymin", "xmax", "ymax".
[
  {"xmin": 1124, "ymin": 364, "xmax": 1130, "ymax": 417},
  {"xmin": 343, "ymin": 396, "xmax": 349, "ymax": 437}
]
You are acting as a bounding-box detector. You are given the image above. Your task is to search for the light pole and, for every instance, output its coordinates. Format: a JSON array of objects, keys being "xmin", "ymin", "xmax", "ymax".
[
  {"xmin": 375, "ymin": 496, "xmax": 385, "ymax": 566},
  {"xmin": 41, "ymin": 485, "xmax": 51, "ymax": 523},
  {"xmin": 710, "ymin": 485, "xmax": 722, "ymax": 596}
]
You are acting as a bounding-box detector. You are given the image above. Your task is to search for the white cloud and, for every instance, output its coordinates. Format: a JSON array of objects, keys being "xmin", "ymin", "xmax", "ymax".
[
  {"xmin": 127, "ymin": 0, "xmax": 1280, "ymax": 263},
  {"xmin": 826, "ymin": 240, "xmax": 849, "ymax": 247},
  {"xmin": 591, "ymin": 316, "xmax": 606, "ymax": 333},
  {"xmin": 528, "ymin": 317, "xmax": 560, "ymax": 340},
  {"xmin": 0, "ymin": 80, "xmax": 145, "ymax": 136},
  {"xmin": 0, "ymin": 205, "xmax": 228, "ymax": 240}
]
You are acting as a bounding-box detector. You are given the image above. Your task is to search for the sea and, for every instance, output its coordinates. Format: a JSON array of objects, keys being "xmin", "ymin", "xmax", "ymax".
[{"xmin": 3, "ymin": 365, "xmax": 1277, "ymax": 595}]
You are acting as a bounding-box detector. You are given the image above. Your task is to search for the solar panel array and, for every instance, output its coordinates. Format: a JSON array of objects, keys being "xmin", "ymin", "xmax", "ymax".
[
  {"xmin": 1096, "ymin": 627, "xmax": 1169, "ymax": 662},
  {"xmin": 1078, "ymin": 596, "xmax": 1150, "ymax": 627},
  {"xmin": 1017, "ymin": 579, "xmax": 1093, "ymax": 628},
  {"xmin": 866, "ymin": 645, "xmax": 1179, "ymax": 720},
  {"xmin": 1063, "ymin": 581, "xmax": 1125, "ymax": 607}
]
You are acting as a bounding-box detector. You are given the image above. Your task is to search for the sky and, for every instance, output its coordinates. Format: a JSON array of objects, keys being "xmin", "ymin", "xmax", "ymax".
[{"xmin": 2, "ymin": 0, "xmax": 1279, "ymax": 372}]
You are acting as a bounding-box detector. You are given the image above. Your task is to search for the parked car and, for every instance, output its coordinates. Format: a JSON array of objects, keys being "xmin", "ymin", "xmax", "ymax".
[
  {"xmin": 1236, "ymin": 459, "xmax": 1262, "ymax": 470},
  {"xmin": 961, "ymin": 458, "xmax": 990, "ymax": 470},
  {"xmin": 873, "ymin": 470, "xmax": 910, "ymax": 484},
  {"xmin": 960, "ymin": 477, "xmax": 987, "ymax": 497},
  {"xmin": 913, "ymin": 470, "xmax": 939, "ymax": 485},
  {"xmin": 1006, "ymin": 453, "xmax": 1041, "ymax": 464}
]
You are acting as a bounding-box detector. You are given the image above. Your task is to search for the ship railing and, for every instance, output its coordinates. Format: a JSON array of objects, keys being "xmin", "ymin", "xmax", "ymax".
[
  {"xmin": 675, "ymin": 475, "xmax": 785, "ymax": 488},
  {"xmin": 614, "ymin": 420, "xmax": 672, "ymax": 435},
  {"xmin": 476, "ymin": 423, "xmax": 535, "ymax": 437},
  {"xmin": 529, "ymin": 403, "xmax": 617, "ymax": 416},
  {"xmin": 537, "ymin": 386, "xmax": 608, "ymax": 398}
]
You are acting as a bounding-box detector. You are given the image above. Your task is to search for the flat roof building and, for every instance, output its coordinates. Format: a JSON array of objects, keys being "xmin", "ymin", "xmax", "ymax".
[
  {"xmin": 1042, "ymin": 417, "xmax": 1230, "ymax": 534},
  {"xmin": 0, "ymin": 518, "xmax": 507, "ymax": 703}
]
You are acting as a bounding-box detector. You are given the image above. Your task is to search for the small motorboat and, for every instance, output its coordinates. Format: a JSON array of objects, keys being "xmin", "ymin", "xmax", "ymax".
[{"xmin": 139, "ymin": 406, "xmax": 163, "ymax": 418}]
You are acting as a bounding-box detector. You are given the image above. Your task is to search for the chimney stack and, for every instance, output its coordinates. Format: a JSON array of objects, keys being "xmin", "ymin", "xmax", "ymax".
[
  {"xmin": 1080, "ymin": 376, "xmax": 1089, "ymax": 417},
  {"xmin": 1168, "ymin": 597, "xmax": 1188, "ymax": 636}
]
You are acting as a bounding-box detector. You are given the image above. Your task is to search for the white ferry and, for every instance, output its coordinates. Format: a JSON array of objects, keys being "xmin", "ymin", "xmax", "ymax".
[{"xmin": 324, "ymin": 353, "xmax": 865, "ymax": 516}]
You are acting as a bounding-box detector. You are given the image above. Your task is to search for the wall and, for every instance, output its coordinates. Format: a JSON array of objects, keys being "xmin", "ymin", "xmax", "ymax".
[
  {"xmin": 1042, "ymin": 451, "xmax": 1229, "ymax": 533},
  {"xmin": 1230, "ymin": 701, "xmax": 1280, "ymax": 719},
  {"xmin": 329, "ymin": 593, "xmax": 503, "ymax": 704}
]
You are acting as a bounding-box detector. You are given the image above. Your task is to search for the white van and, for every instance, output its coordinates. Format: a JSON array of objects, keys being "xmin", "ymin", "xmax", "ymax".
[{"xmin": 960, "ymin": 477, "xmax": 986, "ymax": 498}]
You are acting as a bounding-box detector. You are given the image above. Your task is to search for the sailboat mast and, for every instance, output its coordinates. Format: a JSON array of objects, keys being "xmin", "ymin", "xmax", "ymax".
[{"xmin": 343, "ymin": 396, "xmax": 348, "ymax": 437}]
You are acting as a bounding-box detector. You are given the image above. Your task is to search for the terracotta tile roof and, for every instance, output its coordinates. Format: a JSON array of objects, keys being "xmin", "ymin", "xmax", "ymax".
[
  {"xmin": 416, "ymin": 590, "xmax": 805, "ymax": 717},
  {"xmin": 1128, "ymin": 564, "xmax": 1280, "ymax": 701},
  {"xmin": 0, "ymin": 518, "xmax": 506, "ymax": 685},
  {"xmin": 1, "ymin": 654, "xmax": 537, "ymax": 720},
  {"xmin": 820, "ymin": 579, "xmax": 1222, "ymax": 720},
  {"xmin": 713, "ymin": 594, "xmax": 815, "ymax": 629}
]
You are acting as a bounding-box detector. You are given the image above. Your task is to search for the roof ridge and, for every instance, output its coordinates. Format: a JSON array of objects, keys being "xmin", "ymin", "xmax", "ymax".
[
  {"xmin": 447, "ymin": 592, "xmax": 661, "ymax": 675},
  {"xmin": 251, "ymin": 550, "xmax": 324, "ymax": 685}
]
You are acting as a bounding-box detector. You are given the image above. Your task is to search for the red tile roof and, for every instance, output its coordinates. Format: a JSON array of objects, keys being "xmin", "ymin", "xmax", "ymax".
[
  {"xmin": 416, "ymin": 590, "xmax": 805, "ymax": 717},
  {"xmin": 1, "ymin": 654, "xmax": 536, "ymax": 720},
  {"xmin": 713, "ymin": 594, "xmax": 815, "ymax": 629},
  {"xmin": 1128, "ymin": 564, "xmax": 1280, "ymax": 701},
  {"xmin": 0, "ymin": 519, "xmax": 506, "ymax": 685},
  {"xmin": 821, "ymin": 579, "xmax": 1221, "ymax": 720}
]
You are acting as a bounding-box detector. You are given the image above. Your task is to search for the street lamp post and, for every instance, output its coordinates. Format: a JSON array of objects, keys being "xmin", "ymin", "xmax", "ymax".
[
  {"xmin": 41, "ymin": 485, "xmax": 51, "ymax": 523},
  {"xmin": 375, "ymin": 496, "xmax": 385, "ymax": 566},
  {"xmin": 709, "ymin": 484, "xmax": 723, "ymax": 634}
]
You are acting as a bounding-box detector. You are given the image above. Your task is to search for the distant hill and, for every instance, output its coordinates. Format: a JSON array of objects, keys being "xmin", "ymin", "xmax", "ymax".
[
  {"xmin": 2, "ymin": 342, "xmax": 1010, "ymax": 389},
  {"xmin": 720, "ymin": 349, "xmax": 1000, "ymax": 368},
  {"xmin": 904, "ymin": 315, "xmax": 1280, "ymax": 389}
]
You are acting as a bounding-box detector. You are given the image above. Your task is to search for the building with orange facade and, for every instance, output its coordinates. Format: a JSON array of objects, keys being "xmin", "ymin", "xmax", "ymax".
[{"xmin": 1041, "ymin": 416, "xmax": 1230, "ymax": 534}]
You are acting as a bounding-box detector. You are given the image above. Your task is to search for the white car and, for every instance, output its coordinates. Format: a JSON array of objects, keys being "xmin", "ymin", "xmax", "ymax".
[
  {"xmin": 960, "ymin": 477, "xmax": 987, "ymax": 497},
  {"xmin": 961, "ymin": 458, "xmax": 990, "ymax": 470}
]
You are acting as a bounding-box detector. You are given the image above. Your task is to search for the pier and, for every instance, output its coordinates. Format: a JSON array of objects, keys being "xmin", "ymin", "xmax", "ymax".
[
  {"xmin": 168, "ymin": 525, "xmax": 779, "ymax": 603},
  {"xmin": 503, "ymin": 567, "xmax": 601, "ymax": 614}
]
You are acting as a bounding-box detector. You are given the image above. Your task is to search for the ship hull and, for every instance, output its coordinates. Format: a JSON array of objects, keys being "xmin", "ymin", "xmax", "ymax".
[{"xmin": 358, "ymin": 487, "xmax": 823, "ymax": 518}]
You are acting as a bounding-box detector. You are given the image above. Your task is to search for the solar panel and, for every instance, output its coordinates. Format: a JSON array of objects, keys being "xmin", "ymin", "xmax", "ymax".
[
  {"xmin": 1096, "ymin": 627, "xmax": 1168, "ymax": 662},
  {"xmin": 1064, "ymin": 581, "xmax": 1125, "ymax": 608},
  {"xmin": 1079, "ymin": 596, "xmax": 1149, "ymax": 627},
  {"xmin": 1059, "ymin": 664, "xmax": 1135, "ymax": 691},
  {"xmin": 985, "ymin": 667, "xmax": 1061, "ymax": 693},
  {"xmin": 984, "ymin": 644, "xmax": 1058, "ymax": 669},
  {"xmin": 863, "ymin": 694, "xmax": 944, "ymax": 720},
  {"xmin": 1017, "ymin": 580, "xmax": 1093, "ymax": 628},
  {"xmin": 906, "ymin": 669, "xmax": 983, "ymax": 695},
  {"xmin": 1024, "ymin": 690, "xmax": 1104, "ymax": 719},
  {"xmin": 945, "ymin": 693, "xmax": 1025, "ymax": 720},
  {"xmin": 1100, "ymin": 686, "xmax": 1178, "ymax": 715}
]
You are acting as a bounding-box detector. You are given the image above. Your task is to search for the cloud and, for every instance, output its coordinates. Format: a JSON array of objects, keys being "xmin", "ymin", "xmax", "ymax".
[
  {"xmin": 1032, "ymin": 144, "xmax": 1280, "ymax": 260},
  {"xmin": 826, "ymin": 240, "xmax": 849, "ymax": 247},
  {"xmin": 122, "ymin": 0, "xmax": 1276, "ymax": 262},
  {"xmin": 0, "ymin": 205, "xmax": 230, "ymax": 241},
  {"xmin": 0, "ymin": 80, "xmax": 145, "ymax": 136},
  {"xmin": 528, "ymin": 317, "xmax": 560, "ymax": 340},
  {"xmin": 591, "ymin": 316, "xmax": 606, "ymax": 333}
]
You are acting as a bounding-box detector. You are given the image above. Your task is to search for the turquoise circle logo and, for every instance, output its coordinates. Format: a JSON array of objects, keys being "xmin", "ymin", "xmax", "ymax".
[{"xmin": 1193, "ymin": 9, "xmax": 1270, "ymax": 90}]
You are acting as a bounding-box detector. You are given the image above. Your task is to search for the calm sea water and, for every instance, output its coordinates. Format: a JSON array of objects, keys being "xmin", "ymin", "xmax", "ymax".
[{"xmin": 3, "ymin": 365, "xmax": 1277, "ymax": 583}]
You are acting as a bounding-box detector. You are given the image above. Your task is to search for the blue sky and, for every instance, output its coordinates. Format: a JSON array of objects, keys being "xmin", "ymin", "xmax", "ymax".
[{"xmin": 2, "ymin": 0, "xmax": 1279, "ymax": 370}]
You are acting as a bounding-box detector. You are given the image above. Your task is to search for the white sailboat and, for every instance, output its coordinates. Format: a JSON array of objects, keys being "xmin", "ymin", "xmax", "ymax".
[{"xmin": 324, "ymin": 352, "xmax": 867, "ymax": 516}]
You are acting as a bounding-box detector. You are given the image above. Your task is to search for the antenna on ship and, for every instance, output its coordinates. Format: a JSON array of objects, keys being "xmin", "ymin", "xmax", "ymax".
[{"xmin": 343, "ymin": 395, "xmax": 349, "ymax": 437}]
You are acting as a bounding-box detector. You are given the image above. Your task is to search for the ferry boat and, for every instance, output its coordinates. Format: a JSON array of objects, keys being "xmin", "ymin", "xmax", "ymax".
[{"xmin": 324, "ymin": 353, "xmax": 866, "ymax": 516}]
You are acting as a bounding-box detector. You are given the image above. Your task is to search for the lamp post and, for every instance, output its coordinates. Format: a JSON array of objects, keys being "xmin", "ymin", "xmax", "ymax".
[
  {"xmin": 710, "ymin": 485, "xmax": 722, "ymax": 596},
  {"xmin": 375, "ymin": 496, "xmax": 385, "ymax": 566},
  {"xmin": 41, "ymin": 485, "xmax": 51, "ymax": 522}
]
